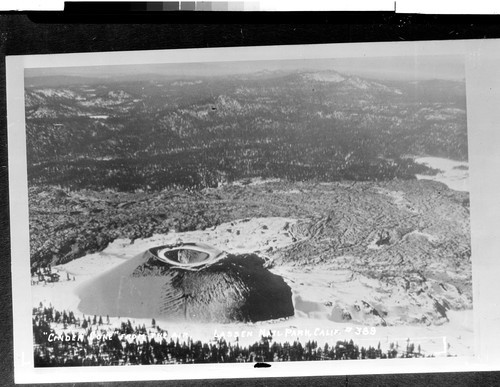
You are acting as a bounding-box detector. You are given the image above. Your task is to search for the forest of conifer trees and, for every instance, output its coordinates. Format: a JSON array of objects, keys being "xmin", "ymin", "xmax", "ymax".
[{"xmin": 33, "ymin": 304, "xmax": 431, "ymax": 367}]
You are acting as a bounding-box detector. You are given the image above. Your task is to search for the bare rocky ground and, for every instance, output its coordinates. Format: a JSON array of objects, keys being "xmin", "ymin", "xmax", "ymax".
[{"xmin": 29, "ymin": 178, "xmax": 471, "ymax": 327}]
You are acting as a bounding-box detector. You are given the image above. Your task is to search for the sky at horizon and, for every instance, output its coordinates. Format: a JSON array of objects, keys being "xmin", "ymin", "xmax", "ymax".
[{"xmin": 25, "ymin": 55, "xmax": 465, "ymax": 83}]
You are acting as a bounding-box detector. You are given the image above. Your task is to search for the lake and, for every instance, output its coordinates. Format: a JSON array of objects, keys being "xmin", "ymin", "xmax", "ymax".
[{"xmin": 415, "ymin": 157, "xmax": 469, "ymax": 192}]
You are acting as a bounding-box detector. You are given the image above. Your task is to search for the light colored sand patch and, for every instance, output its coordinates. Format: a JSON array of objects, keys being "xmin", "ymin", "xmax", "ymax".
[
  {"xmin": 272, "ymin": 266, "xmax": 383, "ymax": 319},
  {"xmin": 54, "ymin": 239, "xmax": 133, "ymax": 276},
  {"xmin": 402, "ymin": 230, "xmax": 440, "ymax": 244},
  {"xmin": 415, "ymin": 157, "xmax": 469, "ymax": 192},
  {"xmin": 269, "ymin": 264, "xmax": 470, "ymax": 329},
  {"xmin": 367, "ymin": 237, "xmax": 384, "ymax": 250},
  {"xmin": 32, "ymin": 279, "xmax": 82, "ymax": 312},
  {"xmin": 270, "ymin": 267, "xmax": 473, "ymax": 356},
  {"xmin": 132, "ymin": 216, "xmax": 301, "ymax": 255}
]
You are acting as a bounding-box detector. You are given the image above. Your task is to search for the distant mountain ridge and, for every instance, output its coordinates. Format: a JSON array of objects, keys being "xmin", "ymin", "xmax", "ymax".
[{"xmin": 25, "ymin": 67, "xmax": 466, "ymax": 88}]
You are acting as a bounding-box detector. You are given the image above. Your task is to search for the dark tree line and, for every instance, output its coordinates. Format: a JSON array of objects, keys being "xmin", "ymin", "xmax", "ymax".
[{"xmin": 33, "ymin": 305, "xmax": 431, "ymax": 367}]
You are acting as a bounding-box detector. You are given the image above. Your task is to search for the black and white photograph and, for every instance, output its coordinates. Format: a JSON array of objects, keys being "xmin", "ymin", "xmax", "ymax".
[{"xmin": 7, "ymin": 40, "xmax": 500, "ymax": 382}]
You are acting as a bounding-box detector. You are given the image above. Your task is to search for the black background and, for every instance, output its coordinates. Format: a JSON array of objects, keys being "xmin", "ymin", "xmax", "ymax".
[{"xmin": 2, "ymin": 9, "xmax": 500, "ymax": 386}]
